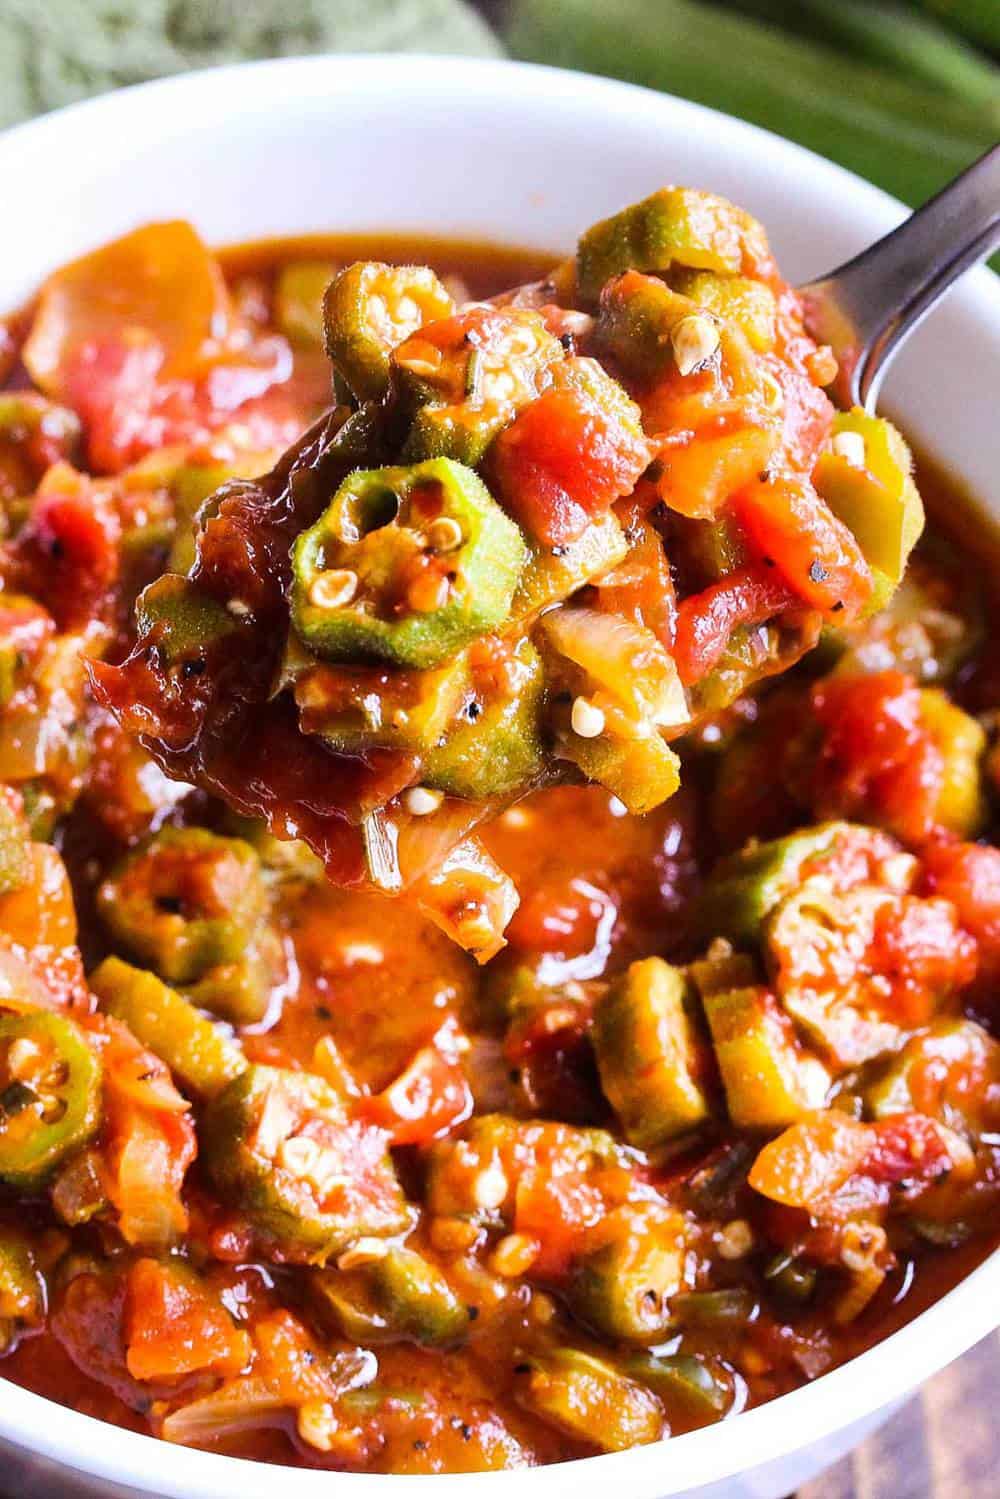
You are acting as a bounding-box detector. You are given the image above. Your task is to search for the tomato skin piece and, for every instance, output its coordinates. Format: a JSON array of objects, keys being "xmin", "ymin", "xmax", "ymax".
[
  {"xmin": 358, "ymin": 1019, "xmax": 473, "ymax": 1146},
  {"xmin": 734, "ymin": 475, "xmax": 873, "ymax": 619},
  {"xmin": 809, "ymin": 671, "xmax": 945, "ymax": 844},
  {"xmin": 490, "ymin": 385, "xmax": 650, "ymax": 546},
  {"xmin": 921, "ymin": 838, "xmax": 1000, "ymax": 987},
  {"xmin": 673, "ymin": 565, "xmax": 794, "ymax": 684}
]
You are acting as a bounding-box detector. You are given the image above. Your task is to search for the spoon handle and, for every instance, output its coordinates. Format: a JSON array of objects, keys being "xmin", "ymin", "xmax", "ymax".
[{"xmin": 800, "ymin": 143, "xmax": 1000, "ymax": 411}]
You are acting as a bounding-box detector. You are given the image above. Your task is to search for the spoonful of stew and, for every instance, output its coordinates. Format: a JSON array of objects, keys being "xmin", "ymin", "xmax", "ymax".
[{"xmin": 62, "ymin": 163, "xmax": 995, "ymax": 960}]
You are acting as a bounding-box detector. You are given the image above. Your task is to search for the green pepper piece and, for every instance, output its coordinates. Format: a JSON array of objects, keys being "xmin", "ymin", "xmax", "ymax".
[
  {"xmin": 700, "ymin": 986, "xmax": 829, "ymax": 1130},
  {"xmin": 628, "ymin": 1351, "xmax": 732, "ymax": 1422},
  {"xmin": 201, "ymin": 1064, "xmax": 409, "ymax": 1261},
  {"xmin": 763, "ymin": 1251, "xmax": 817, "ymax": 1304},
  {"xmin": 395, "ymin": 305, "xmax": 564, "ymax": 468},
  {"xmin": 97, "ymin": 827, "xmax": 268, "ymax": 988},
  {"xmin": 670, "ymin": 270, "xmax": 777, "ymax": 353},
  {"xmin": 672, "ymin": 1287, "xmax": 759, "ymax": 1326},
  {"xmin": 0, "ymin": 1228, "xmax": 45, "ymax": 1353},
  {"xmin": 813, "ymin": 410, "xmax": 924, "ymax": 601},
  {"xmin": 422, "ymin": 638, "xmax": 547, "ymax": 799},
  {"xmin": 866, "ymin": 1018, "xmax": 1000, "ymax": 1140},
  {"xmin": 274, "ymin": 258, "xmax": 339, "ymax": 348},
  {"xmin": 592, "ymin": 958, "xmax": 710, "ymax": 1149},
  {"xmin": 90, "ymin": 957, "xmax": 246, "ymax": 1099},
  {"xmin": 293, "ymin": 650, "xmax": 470, "ymax": 755},
  {"xmin": 577, "ymin": 187, "xmax": 770, "ymax": 306},
  {"xmin": 510, "ymin": 513, "xmax": 628, "ymax": 625},
  {"xmin": 134, "ymin": 575, "xmax": 238, "ymax": 668},
  {"xmin": 312, "ymin": 1245, "xmax": 469, "ymax": 1347},
  {"xmin": 570, "ymin": 1202, "xmax": 686, "ymax": 1344},
  {"xmin": 513, "ymin": 1348, "xmax": 664, "ymax": 1451},
  {"xmin": 698, "ymin": 823, "xmax": 847, "ymax": 945},
  {"xmin": 324, "ymin": 261, "xmax": 455, "ymax": 402},
  {"xmin": 291, "ymin": 459, "xmax": 528, "ymax": 670},
  {"xmin": 539, "ymin": 606, "xmax": 687, "ymax": 814},
  {"xmin": 0, "ymin": 1011, "xmax": 102, "ymax": 1188}
]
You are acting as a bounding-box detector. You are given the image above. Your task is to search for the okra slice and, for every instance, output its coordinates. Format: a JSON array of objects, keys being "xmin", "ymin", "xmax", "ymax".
[
  {"xmin": 324, "ymin": 261, "xmax": 454, "ymax": 401},
  {"xmin": 293, "ymin": 652, "xmax": 469, "ymax": 755},
  {"xmin": 764, "ymin": 884, "xmax": 904, "ymax": 1068},
  {"xmin": 421, "ymin": 638, "xmax": 547, "ymax": 800},
  {"xmin": 670, "ymin": 270, "xmax": 777, "ymax": 353},
  {"xmin": 201, "ymin": 1065, "xmax": 409, "ymax": 1260},
  {"xmin": 290, "ymin": 459, "xmax": 528, "ymax": 669},
  {"xmin": 0, "ymin": 393, "xmax": 80, "ymax": 502},
  {"xmin": 866, "ymin": 1018, "xmax": 1000, "ymax": 1140},
  {"xmin": 539, "ymin": 606, "xmax": 688, "ymax": 814},
  {"xmin": 593, "ymin": 957, "xmax": 710, "ymax": 1149},
  {"xmin": 700, "ymin": 986, "xmax": 829, "ymax": 1130},
  {"xmin": 90, "ymin": 956, "xmax": 246, "ymax": 1099},
  {"xmin": 312, "ymin": 1244, "xmax": 469, "ymax": 1347},
  {"xmin": 0, "ymin": 791, "xmax": 31, "ymax": 896},
  {"xmin": 510, "ymin": 513, "xmax": 628, "ymax": 625},
  {"xmin": 813, "ymin": 410, "xmax": 924, "ymax": 603},
  {"xmin": 134, "ymin": 574, "xmax": 238, "ymax": 668},
  {"xmin": 275, "ymin": 258, "xmax": 339, "ymax": 348},
  {"xmin": 919, "ymin": 688, "xmax": 985, "ymax": 837},
  {"xmin": 0, "ymin": 1011, "xmax": 102, "ymax": 1188},
  {"xmin": 697, "ymin": 823, "xmax": 845, "ymax": 946},
  {"xmin": 597, "ymin": 271, "xmax": 704, "ymax": 381},
  {"xmin": 513, "ymin": 1348, "xmax": 664, "ymax": 1451},
  {"xmin": 395, "ymin": 305, "xmax": 564, "ymax": 467},
  {"xmin": 97, "ymin": 827, "xmax": 268, "ymax": 988},
  {"xmin": 570, "ymin": 1202, "xmax": 687, "ymax": 1344},
  {"xmin": 577, "ymin": 187, "xmax": 770, "ymax": 306},
  {"xmin": 0, "ymin": 1229, "xmax": 44, "ymax": 1353}
]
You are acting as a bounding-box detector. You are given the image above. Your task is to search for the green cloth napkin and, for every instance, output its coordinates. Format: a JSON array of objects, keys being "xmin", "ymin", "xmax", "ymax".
[{"xmin": 0, "ymin": 0, "xmax": 500, "ymax": 129}]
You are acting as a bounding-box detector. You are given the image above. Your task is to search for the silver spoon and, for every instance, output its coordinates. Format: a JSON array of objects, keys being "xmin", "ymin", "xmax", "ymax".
[{"xmin": 799, "ymin": 142, "xmax": 1000, "ymax": 412}]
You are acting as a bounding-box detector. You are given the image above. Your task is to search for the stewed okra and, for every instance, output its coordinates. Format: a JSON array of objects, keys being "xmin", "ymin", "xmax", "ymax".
[
  {"xmin": 0, "ymin": 199, "xmax": 996, "ymax": 1474},
  {"xmin": 93, "ymin": 187, "xmax": 918, "ymax": 958}
]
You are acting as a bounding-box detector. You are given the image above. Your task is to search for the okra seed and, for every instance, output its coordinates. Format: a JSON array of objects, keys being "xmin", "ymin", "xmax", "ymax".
[
  {"xmin": 490, "ymin": 1233, "xmax": 540, "ymax": 1278},
  {"xmin": 558, "ymin": 311, "xmax": 595, "ymax": 339},
  {"xmin": 278, "ymin": 1135, "xmax": 322, "ymax": 1177},
  {"xmin": 840, "ymin": 1221, "xmax": 887, "ymax": 1274},
  {"xmin": 6, "ymin": 1038, "xmax": 42, "ymax": 1080},
  {"xmin": 717, "ymin": 1218, "xmax": 755, "ymax": 1260},
  {"xmin": 404, "ymin": 786, "xmax": 445, "ymax": 817},
  {"xmin": 671, "ymin": 315, "xmax": 720, "ymax": 376},
  {"xmin": 571, "ymin": 696, "xmax": 605, "ymax": 739},
  {"xmin": 471, "ymin": 1163, "xmax": 509, "ymax": 1211},
  {"xmin": 427, "ymin": 517, "xmax": 464, "ymax": 553},
  {"xmin": 309, "ymin": 569, "xmax": 358, "ymax": 610},
  {"xmin": 832, "ymin": 431, "xmax": 866, "ymax": 468},
  {"xmin": 297, "ymin": 1400, "xmax": 337, "ymax": 1453},
  {"xmin": 337, "ymin": 1236, "xmax": 391, "ymax": 1271}
]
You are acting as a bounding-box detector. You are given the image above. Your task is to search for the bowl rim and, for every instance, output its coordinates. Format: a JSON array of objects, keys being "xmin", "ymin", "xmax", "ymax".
[{"xmin": 0, "ymin": 50, "xmax": 998, "ymax": 1499}]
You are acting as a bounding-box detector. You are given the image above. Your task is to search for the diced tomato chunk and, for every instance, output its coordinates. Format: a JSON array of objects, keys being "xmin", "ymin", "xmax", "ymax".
[
  {"xmin": 490, "ymin": 385, "xmax": 650, "ymax": 545},
  {"xmin": 124, "ymin": 1258, "xmax": 250, "ymax": 1382},
  {"xmin": 734, "ymin": 474, "xmax": 873, "ymax": 619},
  {"xmin": 870, "ymin": 895, "xmax": 977, "ymax": 1025},
  {"xmin": 809, "ymin": 671, "xmax": 945, "ymax": 844},
  {"xmin": 673, "ymin": 565, "xmax": 794, "ymax": 684},
  {"xmin": 921, "ymin": 838, "xmax": 1000, "ymax": 987},
  {"xmin": 5, "ymin": 463, "xmax": 119, "ymax": 629},
  {"xmin": 358, "ymin": 1018, "xmax": 473, "ymax": 1146}
]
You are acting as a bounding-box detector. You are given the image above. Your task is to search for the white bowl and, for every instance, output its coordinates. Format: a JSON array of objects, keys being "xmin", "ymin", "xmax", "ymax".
[{"xmin": 0, "ymin": 52, "xmax": 997, "ymax": 1499}]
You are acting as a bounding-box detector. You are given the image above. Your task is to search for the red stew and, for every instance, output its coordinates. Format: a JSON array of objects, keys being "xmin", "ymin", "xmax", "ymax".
[{"xmin": 0, "ymin": 214, "xmax": 995, "ymax": 1474}]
